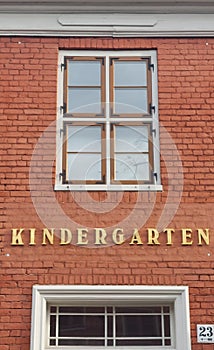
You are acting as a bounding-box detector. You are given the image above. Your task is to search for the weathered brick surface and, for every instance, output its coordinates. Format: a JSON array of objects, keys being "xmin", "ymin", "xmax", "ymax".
[{"xmin": 0, "ymin": 37, "xmax": 214, "ymax": 349}]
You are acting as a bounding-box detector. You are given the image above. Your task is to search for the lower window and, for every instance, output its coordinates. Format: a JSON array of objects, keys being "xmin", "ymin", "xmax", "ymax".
[
  {"xmin": 49, "ymin": 305, "xmax": 172, "ymax": 347},
  {"xmin": 30, "ymin": 285, "xmax": 191, "ymax": 350}
]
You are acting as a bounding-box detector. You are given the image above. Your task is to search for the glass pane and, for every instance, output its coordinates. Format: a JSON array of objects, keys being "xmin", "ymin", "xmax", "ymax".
[
  {"xmin": 114, "ymin": 88, "xmax": 148, "ymax": 114},
  {"xmin": 107, "ymin": 307, "xmax": 113, "ymax": 313},
  {"xmin": 59, "ymin": 315, "xmax": 104, "ymax": 337},
  {"xmin": 164, "ymin": 315, "xmax": 171, "ymax": 337},
  {"xmin": 68, "ymin": 88, "xmax": 101, "ymax": 114},
  {"xmin": 165, "ymin": 339, "xmax": 171, "ymax": 345},
  {"xmin": 68, "ymin": 60, "xmax": 101, "ymax": 86},
  {"xmin": 107, "ymin": 316, "xmax": 113, "ymax": 337},
  {"xmin": 58, "ymin": 339, "xmax": 104, "ymax": 346},
  {"xmin": 115, "ymin": 154, "xmax": 150, "ymax": 181},
  {"xmin": 116, "ymin": 315, "xmax": 162, "ymax": 337},
  {"xmin": 107, "ymin": 339, "xmax": 113, "ymax": 346},
  {"xmin": 50, "ymin": 315, "xmax": 56, "ymax": 337},
  {"xmin": 163, "ymin": 306, "xmax": 170, "ymax": 313},
  {"xmin": 114, "ymin": 61, "xmax": 147, "ymax": 86},
  {"xmin": 116, "ymin": 306, "xmax": 161, "ymax": 313},
  {"xmin": 67, "ymin": 126, "xmax": 101, "ymax": 153},
  {"xmin": 59, "ymin": 307, "xmax": 104, "ymax": 313},
  {"xmin": 116, "ymin": 339, "xmax": 162, "ymax": 346},
  {"xmin": 67, "ymin": 154, "xmax": 102, "ymax": 181},
  {"xmin": 50, "ymin": 306, "xmax": 57, "ymax": 313},
  {"xmin": 115, "ymin": 126, "xmax": 148, "ymax": 153},
  {"xmin": 49, "ymin": 339, "xmax": 56, "ymax": 346}
]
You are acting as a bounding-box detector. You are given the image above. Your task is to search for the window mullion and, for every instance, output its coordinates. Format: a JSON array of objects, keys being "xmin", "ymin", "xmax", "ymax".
[
  {"xmin": 105, "ymin": 306, "xmax": 108, "ymax": 347},
  {"xmin": 56, "ymin": 306, "xmax": 59, "ymax": 347},
  {"xmin": 106, "ymin": 55, "xmax": 111, "ymax": 185},
  {"xmin": 161, "ymin": 306, "xmax": 165, "ymax": 346},
  {"xmin": 113, "ymin": 306, "xmax": 116, "ymax": 347}
]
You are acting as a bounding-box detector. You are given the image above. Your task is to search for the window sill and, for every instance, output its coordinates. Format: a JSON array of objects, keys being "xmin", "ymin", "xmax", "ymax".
[{"xmin": 54, "ymin": 184, "xmax": 163, "ymax": 192}]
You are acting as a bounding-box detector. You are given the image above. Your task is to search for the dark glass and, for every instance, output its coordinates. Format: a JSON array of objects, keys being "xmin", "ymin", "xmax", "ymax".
[
  {"xmin": 165, "ymin": 338, "xmax": 171, "ymax": 345},
  {"xmin": 116, "ymin": 306, "xmax": 161, "ymax": 314},
  {"xmin": 49, "ymin": 339, "xmax": 56, "ymax": 346},
  {"xmin": 107, "ymin": 316, "xmax": 113, "ymax": 337},
  {"xmin": 107, "ymin": 339, "xmax": 113, "ymax": 346},
  {"xmin": 107, "ymin": 307, "xmax": 113, "ymax": 313},
  {"xmin": 116, "ymin": 339, "xmax": 162, "ymax": 346},
  {"xmin": 59, "ymin": 306, "xmax": 104, "ymax": 313},
  {"xmin": 50, "ymin": 306, "xmax": 57, "ymax": 313},
  {"xmin": 163, "ymin": 306, "xmax": 170, "ymax": 313},
  {"xmin": 49, "ymin": 315, "xmax": 56, "ymax": 337},
  {"xmin": 59, "ymin": 315, "xmax": 104, "ymax": 337},
  {"xmin": 164, "ymin": 315, "xmax": 171, "ymax": 337},
  {"xmin": 116, "ymin": 315, "xmax": 162, "ymax": 337},
  {"xmin": 58, "ymin": 339, "xmax": 104, "ymax": 346}
]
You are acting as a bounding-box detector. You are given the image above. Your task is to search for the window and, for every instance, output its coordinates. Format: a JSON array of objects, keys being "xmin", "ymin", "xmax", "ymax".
[
  {"xmin": 49, "ymin": 305, "xmax": 172, "ymax": 347},
  {"xmin": 30, "ymin": 285, "xmax": 191, "ymax": 350},
  {"xmin": 56, "ymin": 51, "xmax": 162, "ymax": 191}
]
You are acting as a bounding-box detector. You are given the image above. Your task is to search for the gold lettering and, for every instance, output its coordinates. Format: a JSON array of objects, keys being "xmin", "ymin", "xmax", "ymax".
[
  {"xmin": 197, "ymin": 228, "xmax": 210, "ymax": 245},
  {"xmin": 60, "ymin": 228, "xmax": 72, "ymax": 245},
  {"xmin": 42, "ymin": 228, "xmax": 54, "ymax": 245},
  {"xmin": 11, "ymin": 228, "xmax": 24, "ymax": 245},
  {"xmin": 181, "ymin": 228, "xmax": 193, "ymax": 245},
  {"xmin": 29, "ymin": 228, "xmax": 36, "ymax": 245},
  {"xmin": 77, "ymin": 228, "xmax": 88, "ymax": 245},
  {"xmin": 112, "ymin": 228, "xmax": 124, "ymax": 245},
  {"xmin": 95, "ymin": 228, "xmax": 107, "ymax": 245},
  {"xmin": 147, "ymin": 228, "xmax": 160, "ymax": 245},
  {"xmin": 129, "ymin": 228, "xmax": 143, "ymax": 245},
  {"xmin": 164, "ymin": 228, "xmax": 175, "ymax": 245}
]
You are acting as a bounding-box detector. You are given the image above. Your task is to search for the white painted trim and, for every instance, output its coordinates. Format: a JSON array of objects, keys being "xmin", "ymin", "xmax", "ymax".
[
  {"xmin": 0, "ymin": 13, "xmax": 214, "ymax": 37},
  {"xmin": 30, "ymin": 285, "xmax": 191, "ymax": 350},
  {"xmin": 1, "ymin": 0, "xmax": 214, "ymax": 15},
  {"xmin": 54, "ymin": 184, "xmax": 163, "ymax": 191}
]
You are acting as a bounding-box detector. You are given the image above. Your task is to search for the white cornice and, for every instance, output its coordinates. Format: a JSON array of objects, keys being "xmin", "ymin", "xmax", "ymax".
[
  {"xmin": 0, "ymin": 13, "xmax": 214, "ymax": 37},
  {"xmin": 0, "ymin": 1, "xmax": 214, "ymax": 14}
]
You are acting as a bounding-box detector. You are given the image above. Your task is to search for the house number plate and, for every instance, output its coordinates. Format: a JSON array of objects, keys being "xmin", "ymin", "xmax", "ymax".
[{"xmin": 197, "ymin": 324, "xmax": 214, "ymax": 343}]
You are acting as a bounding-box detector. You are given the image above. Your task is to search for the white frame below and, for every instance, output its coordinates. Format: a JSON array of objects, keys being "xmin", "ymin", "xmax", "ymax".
[{"xmin": 30, "ymin": 285, "xmax": 191, "ymax": 350}]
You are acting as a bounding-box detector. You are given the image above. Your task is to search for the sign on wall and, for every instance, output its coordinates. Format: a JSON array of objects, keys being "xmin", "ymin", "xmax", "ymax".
[{"xmin": 197, "ymin": 325, "xmax": 214, "ymax": 343}]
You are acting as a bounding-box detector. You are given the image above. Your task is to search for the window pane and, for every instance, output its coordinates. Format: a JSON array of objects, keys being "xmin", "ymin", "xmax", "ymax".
[
  {"xmin": 115, "ymin": 126, "xmax": 148, "ymax": 153},
  {"xmin": 163, "ymin": 306, "xmax": 170, "ymax": 313},
  {"xmin": 107, "ymin": 316, "xmax": 113, "ymax": 337},
  {"xmin": 68, "ymin": 60, "xmax": 101, "ymax": 86},
  {"xmin": 114, "ymin": 88, "xmax": 148, "ymax": 114},
  {"xmin": 67, "ymin": 126, "xmax": 101, "ymax": 153},
  {"xmin": 67, "ymin": 154, "xmax": 102, "ymax": 181},
  {"xmin": 49, "ymin": 339, "xmax": 56, "ymax": 346},
  {"xmin": 116, "ymin": 306, "xmax": 162, "ymax": 313},
  {"xmin": 164, "ymin": 315, "xmax": 171, "ymax": 337},
  {"xmin": 50, "ymin": 315, "xmax": 56, "ymax": 337},
  {"xmin": 58, "ymin": 339, "xmax": 104, "ymax": 346},
  {"xmin": 116, "ymin": 339, "xmax": 163, "ymax": 346},
  {"xmin": 114, "ymin": 61, "xmax": 147, "ymax": 86},
  {"xmin": 59, "ymin": 315, "xmax": 104, "ymax": 337},
  {"xmin": 116, "ymin": 315, "xmax": 162, "ymax": 337},
  {"xmin": 115, "ymin": 154, "xmax": 150, "ymax": 181},
  {"xmin": 50, "ymin": 306, "xmax": 57, "ymax": 313},
  {"xmin": 59, "ymin": 306, "xmax": 104, "ymax": 313},
  {"xmin": 68, "ymin": 88, "xmax": 101, "ymax": 114}
]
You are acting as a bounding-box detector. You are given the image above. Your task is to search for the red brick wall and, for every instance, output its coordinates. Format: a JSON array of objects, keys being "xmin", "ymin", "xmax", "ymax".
[{"xmin": 0, "ymin": 37, "xmax": 214, "ymax": 349}]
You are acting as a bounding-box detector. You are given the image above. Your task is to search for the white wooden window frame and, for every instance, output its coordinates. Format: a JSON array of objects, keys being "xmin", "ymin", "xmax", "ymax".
[
  {"xmin": 30, "ymin": 285, "xmax": 191, "ymax": 350},
  {"xmin": 55, "ymin": 50, "xmax": 162, "ymax": 192}
]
